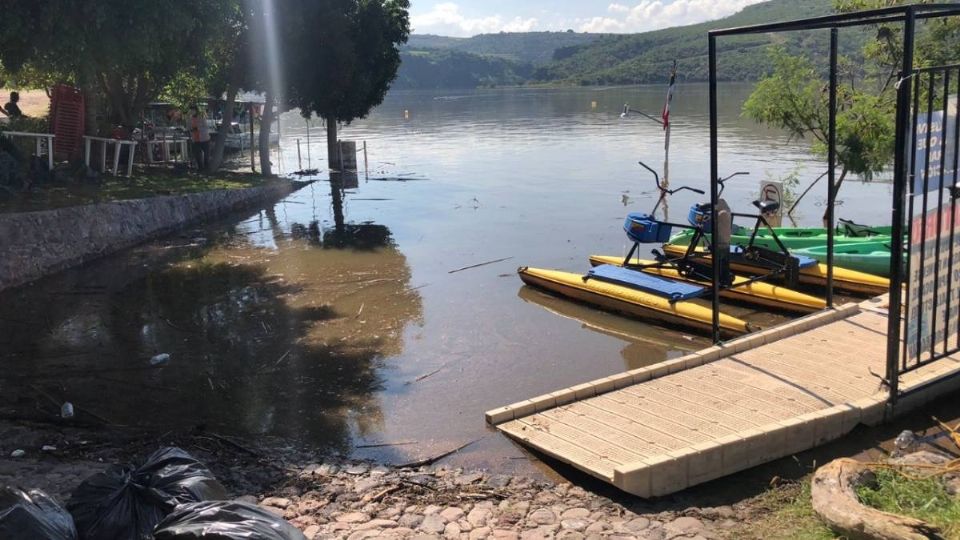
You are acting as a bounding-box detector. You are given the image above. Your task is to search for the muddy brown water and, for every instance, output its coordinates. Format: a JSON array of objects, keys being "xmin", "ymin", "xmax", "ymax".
[{"xmin": 0, "ymin": 85, "xmax": 894, "ymax": 477}]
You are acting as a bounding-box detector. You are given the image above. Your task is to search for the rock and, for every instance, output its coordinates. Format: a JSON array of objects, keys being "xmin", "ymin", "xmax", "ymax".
[
  {"xmin": 456, "ymin": 472, "xmax": 484, "ymax": 485},
  {"xmin": 235, "ymin": 494, "xmax": 258, "ymax": 505},
  {"xmin": 715, "ymin": 506, "xmax": 735, "ymax": 520},
  {"xmin": 487, "ymin": 475, "xmax": 513, "ymax": 489},
  {"xmin": 371, "ymin": 465, "xmax": 391, "ymax": 476},
  {"xmin": 470, "ymin": 527, "xmax": 492, "ymax": 539},
  {"xmin": 261, "ymin": 497, "xmax": 291, "ymax": 509},
  {"xmin": 440, "ymin": 507, "xmax": 465, "ymax": 522},
  {"xmin": 492, "ymin": 531, "xmax": 520, "ymax": 540},
  {"xmin": 420, "ymin": 514, "xmax": 446, "ymax": 534},
  {"xmin": 584, "ymin": 522, "xmax": 605, "ymax": 534},
  {"xmin": 150, "ymin": 353, "xmax": 171, "ymax": 366},
  {"xmin": 346, "ymin": 463, "xmax": 370, "ymax": 475},
  {"xmin": 41, "ymin": 445, "xmax": 56, "ymax": 452},
  {"xmin": 467, "ymin": 507, "xmax": 492, "ymax": 527},
  {"xmin": 399, "ymin": 514, "xmax": 424, "ymax": 528},
  {"xmin": 665, "ymin": 516, "xmax": 703, "ymax": 535},
  {"xmin": 560, "ymin": 508, "xmax": 590, "ymax": 520},
  {"xmin": 556, "ymin": 532, "xmax": 585, "ymax": 540},
  {"xmin": 444, "ymin": 522, "xmax": 462, "ymax": 538},
  {"xmin": 354, "ymin": 477, "xmax": 381, "ymax": 493},
  {"xmin": 527, "ymin": 508, "xmax": 557, "ymax": 526},
  {"xmin": 337, "ymin": 512, "xmax": 372, "ymax": 523},
  {"xmin": 317, "ymin": 463, "xmax": 340, "ymax": 476},
  {"xmin": 358, "ymin": 519, "xmax": 399, "ymax": 530},
  {"xmin": 9, "ymin": 450, "xmax": 24, "ymax": 458},
  {"xmin": 561, "ymin": 519, "xmax": 590, "ymax": 532},
  {"xmin": 424, "ymin": 505, "xmax": 443, "ymax": 516},
  {"xmin": 347, "ymin": 531, "xmax": 380, "ymax": 540},
  {"xmin": 623, "ymin": 517, "xmax": 650, "ymax": 533},
  {"xmin": 303, "ymin": 524, "xmax": 321, "ymax": 539}
]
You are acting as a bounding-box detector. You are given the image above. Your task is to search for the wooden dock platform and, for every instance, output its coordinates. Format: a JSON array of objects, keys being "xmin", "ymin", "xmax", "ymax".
[{"xmin": 486, "ymin": 297, "xmax": 960, "ymax": 497}]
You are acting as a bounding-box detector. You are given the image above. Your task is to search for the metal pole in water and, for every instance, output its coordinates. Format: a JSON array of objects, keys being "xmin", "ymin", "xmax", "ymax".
[
  {"xmin": 364, "ymin": 140, "xmax": 369, "ymax": 180},
  {"xmin": 306, "ymin": 120, "xmax": 312, "ymax": 169},
  {"xmin": 297, "ymin": 138, "xmax": 302, "ymax": 170}
]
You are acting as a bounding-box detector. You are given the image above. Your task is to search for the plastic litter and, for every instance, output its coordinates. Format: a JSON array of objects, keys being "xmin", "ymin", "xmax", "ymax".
[
  {"xmin": 0, "ymin": 486, "xmax": 78, "ymax": 540},
  {"xmin": 68, "ymin": 447, "xmax": 227, "ymax": 540},
  {"xmin": 10, "ymin": 449, "xmax": 25, "ymax": 458},
  {"xmin": 61, "ymin": 402, "xmax": 75, "ymax": 419},
  {"xmin": 42, "ymin": 445, "xmax": 57, "ymax": 452},
  {"xmin": 150, "ymin": 353, "xmax": 171, "ymax": 366},
  {"xmin": 152, "ymin": 501, "xmax": 307, "ymax": 540}
]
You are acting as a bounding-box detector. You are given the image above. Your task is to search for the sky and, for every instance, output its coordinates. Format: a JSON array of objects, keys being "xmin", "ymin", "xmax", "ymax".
[{"xmin": 410, "ymin": 0, "xmax": 769, "ymax": 37}]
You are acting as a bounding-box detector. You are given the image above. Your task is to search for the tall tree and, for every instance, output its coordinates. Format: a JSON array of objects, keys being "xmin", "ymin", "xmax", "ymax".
[{"xmin": 286, "ymin": 0, "xmax": 411, "ymax": 170}]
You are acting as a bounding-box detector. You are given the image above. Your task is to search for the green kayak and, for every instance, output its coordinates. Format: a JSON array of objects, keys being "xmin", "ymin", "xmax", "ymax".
[
  {"xmin": 793, "ymin": 241, "xmax": 892, "ymax": 277},
  {"xmin": 669, "ymin": 224, "xmax": 891, "ymax": 251}
]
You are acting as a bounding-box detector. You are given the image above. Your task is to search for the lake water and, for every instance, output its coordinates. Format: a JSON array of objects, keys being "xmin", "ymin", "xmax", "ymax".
[{"xmin": 0, "ymin": 84, "xmax": 893, "ymax": 475}]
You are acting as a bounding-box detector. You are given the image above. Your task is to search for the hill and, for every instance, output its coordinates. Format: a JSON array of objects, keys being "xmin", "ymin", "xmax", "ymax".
[
  {"xmin": 394, "ymin": 49, "xmax": 533, "ymax": 90},
  {"xmin": 406, "ymin": 32, "xmax": 606, "ymax": 65},
  {"xmin": 534, "ymin": 0, "xmax": 864, "ymax": 85}
]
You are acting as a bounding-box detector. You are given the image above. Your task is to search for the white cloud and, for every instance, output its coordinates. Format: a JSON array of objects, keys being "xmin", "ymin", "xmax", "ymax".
[
  {"xmin": 412, "ymin": 2, "xmax": 538, "ymax": 37},
  {"xmin": 580, "ymin": 0, "xmax": 767, "ymax": 33}
]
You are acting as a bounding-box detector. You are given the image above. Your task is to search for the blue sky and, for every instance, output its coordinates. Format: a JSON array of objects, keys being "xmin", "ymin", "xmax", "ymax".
[{"xmin": 410, "ymin": 0, "xmax": 768, "ymax": 36}]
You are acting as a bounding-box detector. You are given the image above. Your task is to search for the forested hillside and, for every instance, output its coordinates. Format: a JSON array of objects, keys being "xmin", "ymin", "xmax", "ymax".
[
  {"xmin": 535, "ymin": 0, "xmax": 859, "ymax": 85},
  {"xmin": 395, "ymin": 0, "xmax": 864, "ymax": 89}
]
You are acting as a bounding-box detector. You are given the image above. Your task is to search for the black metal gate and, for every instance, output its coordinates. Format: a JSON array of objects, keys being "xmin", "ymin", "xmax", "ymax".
[
  {"xmin": 892, "ymin": 62, "xmax": 960, "ymax": 388},
  {"xmin": 707, "ymin": 5, "xmax": 960, "ymax": 406}
]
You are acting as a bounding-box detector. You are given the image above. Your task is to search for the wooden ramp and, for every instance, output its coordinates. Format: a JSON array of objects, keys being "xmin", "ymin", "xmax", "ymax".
[{"xmin": 486, "ymin": 298, "xmax": 960, "ymax": 497}]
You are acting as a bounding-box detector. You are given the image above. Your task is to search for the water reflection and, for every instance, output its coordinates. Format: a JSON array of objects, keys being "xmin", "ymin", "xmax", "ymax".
[
  {"xmin": 0, "ymin": 181, "xmax": 423, "ymax": 455},
  {"xmin": 517, "ymin": 286, "xmax": 706, "ymax": 371}
]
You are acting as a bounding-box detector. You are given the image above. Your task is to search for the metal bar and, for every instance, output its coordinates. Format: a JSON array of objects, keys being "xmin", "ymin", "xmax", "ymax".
[
  {"xmin": 916, "ymin": 63, "xmax": 960, "ymax": 74},
  {"xmin": 886, "ymin": 7, "xmax": 916, "ymax": 406},
  {"xmin": 903, "ymin": 71, "xmax": 921, "ymax": 373},
  {"xmin": 917, "ymin": 71, "xmax": 935, "ymax": 365},
  {"xmin": 710, "ymin": 4, "xmax": 960, "ymax": 37},
  {"xmin": 952, "ymin": 70, "xmax": 960, "ymax": 351},
  {"xmin": 709, "ymin": 34, "xmax": 721, "ymax": 344},
  {"xmin": 933, "ymin": 70, "xmax": 950, "ymax": 357},
  {"xmin": 827, "ymin": 28, "xmax": 838, "ymax": 308}
]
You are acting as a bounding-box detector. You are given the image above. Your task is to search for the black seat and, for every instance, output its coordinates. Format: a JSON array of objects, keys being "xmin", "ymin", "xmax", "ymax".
[{"xmin": 752, "ymin": 199, "xmax": 780, "ymax": 214}]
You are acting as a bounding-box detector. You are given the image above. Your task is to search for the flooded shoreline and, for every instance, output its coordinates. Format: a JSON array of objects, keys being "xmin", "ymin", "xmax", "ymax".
[{"xmin": 0, "ymin": 85, "xmax": 895, "ymax": 477}]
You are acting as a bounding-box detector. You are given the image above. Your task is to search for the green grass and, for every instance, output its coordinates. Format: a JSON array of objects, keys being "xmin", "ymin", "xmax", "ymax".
[
  {"xmin": 729, "ymin": 480, "xmax": 836, "ymax": 540},
  {"xmin": 0, "ymin": 169, "xmax": 274, "ymax": 214},
  {"xmin": 857, "ymin": 469, "xmax": 960, "ymax": 539}
]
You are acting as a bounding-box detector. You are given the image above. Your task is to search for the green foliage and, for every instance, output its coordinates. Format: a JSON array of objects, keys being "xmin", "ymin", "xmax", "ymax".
[
  {"xmin": 287, "ymin": 0, "xmax": 411, "ymax": 125},
  {"xmin": 743, "ymin": 48, "xmax": 895, "ymax": 181},
  {"xmin": 406, "ymin": 32, "xmax": 605, "ymax": 65},
  {"xmin": 857, "ymin": 468, "xmax": 960, "ymax": 538},
  {"xmin": 395, "ymin": 49, "xmax": 533, "ymax": 89},
  {"xmin": 0, "ymin": 0, "xmax": 230, "ymax": 127},
  {"xmin": 532, "ymin": 0, "xmax": 852, "ymax": 85}
]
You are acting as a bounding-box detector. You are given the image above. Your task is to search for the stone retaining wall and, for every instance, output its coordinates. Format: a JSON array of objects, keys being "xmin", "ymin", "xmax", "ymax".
[{"xmin": 0, "ymin": 180, "xmax": 299, "ymax": 292}]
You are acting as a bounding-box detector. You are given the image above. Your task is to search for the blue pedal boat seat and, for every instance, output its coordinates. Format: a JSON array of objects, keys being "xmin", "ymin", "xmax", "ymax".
[{"xmin": 587, "ymin": 264, "xmax": 704, "ymax": 301}]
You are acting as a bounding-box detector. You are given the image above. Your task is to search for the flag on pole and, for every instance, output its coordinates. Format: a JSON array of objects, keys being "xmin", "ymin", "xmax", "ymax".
[{"xmin": 661, "ymin": 60, "xmax": 677, "ymax": 130}]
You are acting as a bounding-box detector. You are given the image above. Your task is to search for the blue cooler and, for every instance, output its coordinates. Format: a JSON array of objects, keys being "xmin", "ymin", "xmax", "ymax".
[{"xmin": 624, "ymin": 213, "xmax": 672, "ymax": 244}]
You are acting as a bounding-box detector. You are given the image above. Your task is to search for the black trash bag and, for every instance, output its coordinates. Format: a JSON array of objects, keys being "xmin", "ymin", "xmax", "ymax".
[
  {"xmin": 152, "ymin": 501, "xmax": 307, "ymax": 540},
  {"xmin": 0, "ymin": 486, "xmax": 78, "ymax": 540},
  {"xmin": 68, "ymin": 447, "xmax": 228, "ymax": 540}
]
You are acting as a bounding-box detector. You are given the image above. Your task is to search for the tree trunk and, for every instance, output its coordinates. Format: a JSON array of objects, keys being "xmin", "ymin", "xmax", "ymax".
[
  {"xmin": 258, "ymin": 91, "xmax": 274, "ymax": 176},
  {"xmin": 326, "ymin": 115, "xmax": 339, "ymax": 171},
  {"xmin": 822, "ymin": 167, "xmax": 849, "ymax": 226},
  {"xmin": 209, "ymin": 85, "xmax": 238, "ymax": 172}
]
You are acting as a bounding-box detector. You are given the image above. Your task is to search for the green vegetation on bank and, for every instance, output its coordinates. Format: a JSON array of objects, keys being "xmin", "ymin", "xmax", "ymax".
[
  {"xmin": 857, "ymin": 468, "xmax": 960, "ymax": 538},
  {"xmin": 395, "ymin": 49, "xmax": 533, "ymax": 89},
  {"xmin": 0, "ymin": 170, "xmax": 274, "ymax": 214}
]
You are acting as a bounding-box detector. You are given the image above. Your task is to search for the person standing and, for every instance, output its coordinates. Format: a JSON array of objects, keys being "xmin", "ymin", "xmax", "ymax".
[{"xmin": 189, "ymin": 105, "xmax": 211, "ymax": 172}]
